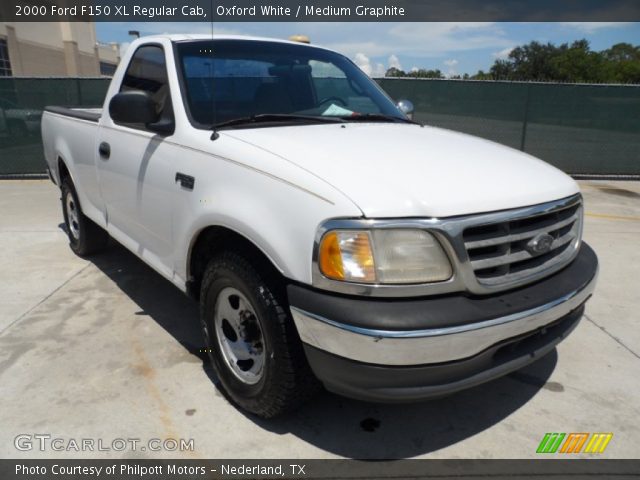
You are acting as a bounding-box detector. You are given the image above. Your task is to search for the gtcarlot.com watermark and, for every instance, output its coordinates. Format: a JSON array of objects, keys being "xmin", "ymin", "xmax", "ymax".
[{"xmin": 15, "ymin": 434, "xmax": 194, "ymax": 453}]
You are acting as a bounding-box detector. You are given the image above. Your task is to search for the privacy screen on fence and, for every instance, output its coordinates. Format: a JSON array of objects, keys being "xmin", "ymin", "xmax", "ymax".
[
  {"xmin": 0, "ymin": 77, "xmax": 109, "ymax": 175},
  {"xmin": 0, "ymin": 77, "xmax": 638, "ymax": 176}
]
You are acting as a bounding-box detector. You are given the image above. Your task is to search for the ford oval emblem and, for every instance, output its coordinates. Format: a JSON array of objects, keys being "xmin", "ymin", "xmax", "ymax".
[{"xmin": 526, "ymin": 233, "xmax": 554, "ymax": 256}]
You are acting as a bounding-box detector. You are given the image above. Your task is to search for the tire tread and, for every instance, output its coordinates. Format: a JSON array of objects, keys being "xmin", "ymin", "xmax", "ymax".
[
  {"xmin": 201, "ymin": 251, "xmax": 320, "ymax": 418},
  {"xmin": 61, "ymin": 178, "xmax": 108, "ymax": 256}
]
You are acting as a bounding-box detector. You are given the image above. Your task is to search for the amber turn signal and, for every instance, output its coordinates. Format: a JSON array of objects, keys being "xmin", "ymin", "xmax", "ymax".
[{"xmin": 318, "ymin": 231, "xmax": 376, "ymax": 283}]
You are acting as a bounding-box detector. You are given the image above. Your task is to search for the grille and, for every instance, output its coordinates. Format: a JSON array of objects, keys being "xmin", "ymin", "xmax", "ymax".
[{"xmin": 463, "ymin": 199, "xmax": 582, "ymax": 286}]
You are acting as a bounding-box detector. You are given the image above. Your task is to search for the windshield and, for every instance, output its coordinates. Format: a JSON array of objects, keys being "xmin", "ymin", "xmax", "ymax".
[{"xmin": 175, "ymin": 39, "xmax": 403, "ymax": 128}]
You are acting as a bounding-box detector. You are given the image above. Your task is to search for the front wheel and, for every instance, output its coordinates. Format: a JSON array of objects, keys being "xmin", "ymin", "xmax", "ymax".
[{"xmin": 200, "ymin": 252, "xmax": 320, "ymax": 418}]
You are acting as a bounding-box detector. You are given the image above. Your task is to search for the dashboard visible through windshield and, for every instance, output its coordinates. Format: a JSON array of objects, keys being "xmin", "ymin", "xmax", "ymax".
[{"xmin": 175, "ymin": 39, "xmax": 403, "ymax": 129}]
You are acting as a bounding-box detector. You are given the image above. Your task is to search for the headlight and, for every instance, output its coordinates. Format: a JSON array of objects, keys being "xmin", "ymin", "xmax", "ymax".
[{"xmin": 318, "ymin": 229, "xmax": 452, "ymax": 284}]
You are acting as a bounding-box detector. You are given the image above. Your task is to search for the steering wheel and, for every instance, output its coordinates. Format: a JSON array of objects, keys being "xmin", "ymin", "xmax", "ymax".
[{"xmin": 317, "ymin": 96, "xmax": 347, "ymax": 107}]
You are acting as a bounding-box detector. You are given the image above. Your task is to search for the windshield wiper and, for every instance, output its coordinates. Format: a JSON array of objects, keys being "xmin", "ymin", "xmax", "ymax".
[
  {"xmin": 210, "ymin": 114, "xmax": 345, "ymax": 139},
  {"xmin": 339, "ymin": 113, "xmax": 422, "ymax": 125}
]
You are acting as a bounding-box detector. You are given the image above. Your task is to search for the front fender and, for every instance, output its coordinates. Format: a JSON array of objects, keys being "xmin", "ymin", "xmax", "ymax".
[{"xmin": 175, "ymin": 168, "xmax": 362, "ymax": 286}]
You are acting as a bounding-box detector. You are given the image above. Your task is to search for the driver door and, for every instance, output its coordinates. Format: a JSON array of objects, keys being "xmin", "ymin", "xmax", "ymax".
[{"xmin": 97, "ymin": 44, "xmax": 177, "ymax": 277}]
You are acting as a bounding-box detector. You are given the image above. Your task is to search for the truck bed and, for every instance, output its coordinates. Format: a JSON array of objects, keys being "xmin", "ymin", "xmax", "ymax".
[
  {"xmin": 44, "ymin": 106, "xmax": 102, "ymax": 123},
  {"xmin": 41, "ymin": 105, "xmax": 105, "ymax": 224}
]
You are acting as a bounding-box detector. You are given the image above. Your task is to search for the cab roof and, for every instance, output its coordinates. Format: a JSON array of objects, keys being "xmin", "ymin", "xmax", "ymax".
[{"xmin": 138, "ymin": 34, "xmax": 332, "ymax": 51}]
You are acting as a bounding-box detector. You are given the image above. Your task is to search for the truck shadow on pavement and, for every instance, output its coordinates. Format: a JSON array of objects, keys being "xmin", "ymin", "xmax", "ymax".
[{"xmin": 88, "ymin": 240, "xmax": 559, "ymax": 459}]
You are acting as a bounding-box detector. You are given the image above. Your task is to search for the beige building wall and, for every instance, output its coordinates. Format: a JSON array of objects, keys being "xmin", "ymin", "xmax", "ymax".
[
  {"xmin": 96, "ymin": 43, "xmax": 120, "ymax": 64},
  {"xmin": 0, "ymin": 22, "xmax": 119, "ymax": 76}
]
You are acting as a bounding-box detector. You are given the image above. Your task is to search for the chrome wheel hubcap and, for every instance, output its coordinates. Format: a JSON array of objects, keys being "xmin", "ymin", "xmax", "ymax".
[
  {"xmin": 213, "ymin": 287, "xmax": 265, "ymax": 385},
  {"xmin": 65, "ymin": 192, "xmax": 80, "ymax": 240}
]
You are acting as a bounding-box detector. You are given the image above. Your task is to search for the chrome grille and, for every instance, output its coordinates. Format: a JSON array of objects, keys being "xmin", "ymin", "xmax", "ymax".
[{"xmin": 463, "ymin": 198, "xmax": 582, "ymax": 286}]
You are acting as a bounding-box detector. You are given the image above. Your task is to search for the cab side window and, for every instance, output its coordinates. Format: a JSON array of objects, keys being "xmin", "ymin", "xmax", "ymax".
[{"xmin": 118, "ymin": 45, "xmax": 173, "ymax": 131}]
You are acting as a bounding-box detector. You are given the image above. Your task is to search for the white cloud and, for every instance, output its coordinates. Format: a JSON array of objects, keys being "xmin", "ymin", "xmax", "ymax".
[
  {"xmin": 372, "ymin": 62, "xmax": 386, "ymax": 77},
  {"xmin": 388, "ymin": 54, "xmax": 402, "ymax": 70},
  {"xmin": 443, "ymin": 59, "xmax": 459, "ymax": 77},
  {"xmin": 353, "ymin": 52, "xmax": 373, "ymax": 75},
  {"xmin": 386, "ymin": 22, "xmax": 511, "ymax": 56},
  {"xmin": 560, "ymin": 22, "xmax": 632, "ymax": 33},
  {"xmin": 102, "ymin": 22, "xmax": 517, "ymax": 75},
  {"xmin": 97, "ymin": 20, "xmax": 640, "ymax": 79},
  {"xmin": 324, "ymin": 22, "xmax": 512, "ymax": 59},
  {"xmin": 492, "ymin": 46, "xmax": 514, "ymax": 59},
  {"xmin": 354, "ymin": 53, "xmax": 389, "ymax": 77}
]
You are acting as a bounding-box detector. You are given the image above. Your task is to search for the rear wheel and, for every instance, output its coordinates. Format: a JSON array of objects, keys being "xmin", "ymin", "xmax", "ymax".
[
  {"xmin": 61, "ymin": 178, "xmax": 108, "ymax": 256},
  {"xmin": 200, "ymin": 251, "xmax": 320, "ymax": 418}
]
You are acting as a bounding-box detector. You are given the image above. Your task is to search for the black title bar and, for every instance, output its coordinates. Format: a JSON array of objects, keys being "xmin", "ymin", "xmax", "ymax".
[
  {"xmin": 2, "ymin": 0, "xmax": 640, "ymax": 22},
  {"xmin": 2, "ymin": 459, "xmax": 640, "ymax": 479}
]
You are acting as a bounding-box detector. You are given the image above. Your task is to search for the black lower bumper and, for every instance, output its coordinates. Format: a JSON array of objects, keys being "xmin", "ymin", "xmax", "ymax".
[
  {"xmin": 304, "ymin": 305, "xmax": 583, "ymax": 402},
  {"xmin": 289, "ymin": 243, "xmax": 598, "ymax": 402}
]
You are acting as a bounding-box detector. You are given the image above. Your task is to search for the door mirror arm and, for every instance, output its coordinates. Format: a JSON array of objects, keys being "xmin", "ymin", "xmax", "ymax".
[{"xmin": 146, "ymin": 118, "xmax": 175, "ymax": 135}]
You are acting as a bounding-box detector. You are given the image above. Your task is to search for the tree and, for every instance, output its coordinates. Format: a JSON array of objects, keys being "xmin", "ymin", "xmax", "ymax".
[
  {"xmin": 382, "ymin": 40, "xmax": 640, "ymax": 83},
  {"xmin": 408, "ymin": 68, "xmax": 444, "ymax": 79},
  {"xmin": 602, "ymin": 42, "xmax": 640, "ymax": 62},
  {"xmin": 550, "ymin": 40, "xmax": 607, "ymax": 83},
  {"xmin": 602, "ymin": 43, "xmax": 640, "ymax": 83},
  {"xmin": 385, "ymin": 67, "xmax": 406, "ymax": 77},
  {"xmin": 489, "ymin": 59, "xmax": 514, "ymax": 80},
  {"xmin": 481, "ymin": 39, "xmax": 640, "ymax": 83},
  {"xmin": 471, "ymin": 70, "xmax": 493, "ymax": 80},
  {"xmin": 506, "ymin": 41, "xmax": 560, "ymax": 81},
  {"xmin": 385, "ymin": 67, "xmax": 444, "ymax": 79}
]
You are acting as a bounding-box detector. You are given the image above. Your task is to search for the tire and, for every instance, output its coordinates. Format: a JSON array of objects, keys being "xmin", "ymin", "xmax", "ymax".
[
  {"xmin": 61, "ymin": 177, "xmax": 109, "ymax": 256},
  {"xmin": 200, "ymin": 251, "xmax": 320, "ymax": 418}
]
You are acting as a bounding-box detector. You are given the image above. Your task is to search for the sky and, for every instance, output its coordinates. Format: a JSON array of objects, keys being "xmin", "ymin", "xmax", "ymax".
[{"xmin": 96, "ymin": 22, "xmax": 640, "ymax": 77}]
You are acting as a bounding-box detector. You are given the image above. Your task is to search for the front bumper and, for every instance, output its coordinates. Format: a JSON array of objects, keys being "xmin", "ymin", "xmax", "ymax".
[{"xmin": 288, "ymin": 243, "xmax": 598, "ymax": 402}]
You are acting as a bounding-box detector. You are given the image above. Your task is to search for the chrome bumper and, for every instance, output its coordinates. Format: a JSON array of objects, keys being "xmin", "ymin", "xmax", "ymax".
[{"xmin": 291, "ymin": 269, "xmax": 597, "ymax": 366}]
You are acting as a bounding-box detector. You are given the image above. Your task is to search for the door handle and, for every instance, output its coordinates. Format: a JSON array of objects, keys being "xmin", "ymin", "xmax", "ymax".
[{"xmin": 98, "ymin": 142, "xmax": 110, "ymax": 159}]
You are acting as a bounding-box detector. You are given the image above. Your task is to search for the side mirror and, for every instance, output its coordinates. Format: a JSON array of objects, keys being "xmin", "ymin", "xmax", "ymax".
[
  {"xmin": 109, "ymin": 91, "xmax": 159, "ymax": 125},
  {"xmin": 396, "ymin": 99, "xmax": 414, "ymax": 120}
]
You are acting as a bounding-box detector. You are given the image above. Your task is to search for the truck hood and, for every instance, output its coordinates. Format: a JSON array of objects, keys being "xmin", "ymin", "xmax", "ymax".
[{"xmin": 224, "ymin": 123, "xmax": 579, "ymax": 218}]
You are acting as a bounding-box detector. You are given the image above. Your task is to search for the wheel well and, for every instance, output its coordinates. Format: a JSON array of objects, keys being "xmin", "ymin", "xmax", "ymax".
[
  {"xmin": 188, "ymin": 226, "xmax": 285, "ymax": 300},
  {"xmin": 57, "ymin": 158, "xmax": 70, "ymax": 184}
]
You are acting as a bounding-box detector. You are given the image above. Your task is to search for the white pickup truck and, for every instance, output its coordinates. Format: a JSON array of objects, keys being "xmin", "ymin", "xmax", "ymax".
[{"xmin": 42, "ymin": 34, "xmax": 598, "ymax": 418}]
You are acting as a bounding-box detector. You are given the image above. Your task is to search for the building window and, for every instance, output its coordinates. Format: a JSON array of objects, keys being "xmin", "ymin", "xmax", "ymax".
[
  {"xmin": 99, "ymin": 61, "xmax": 117, "ymax": 76},
  {"xmin": 0, "ymin": 38, "xmax": 12, "ymax": 77}
]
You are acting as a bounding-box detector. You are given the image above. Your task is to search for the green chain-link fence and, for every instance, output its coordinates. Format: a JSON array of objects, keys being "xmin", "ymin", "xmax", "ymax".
[
  {"xmin": 0, "ymin": 77, "xmax": 638, "ymax": 176},
  {"xmin": 0, "ymin": 77, "xmax": 110, "ymax": 175},
  {"xmin": 378, "ymin": 79, "xmax": 640, "ymax": 176}
]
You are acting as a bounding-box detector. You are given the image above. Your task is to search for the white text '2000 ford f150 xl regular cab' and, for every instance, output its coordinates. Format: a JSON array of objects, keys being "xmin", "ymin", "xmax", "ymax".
[{"xmin": 42, "ymin": 35, "xmax": 598, "ymax": 418}]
